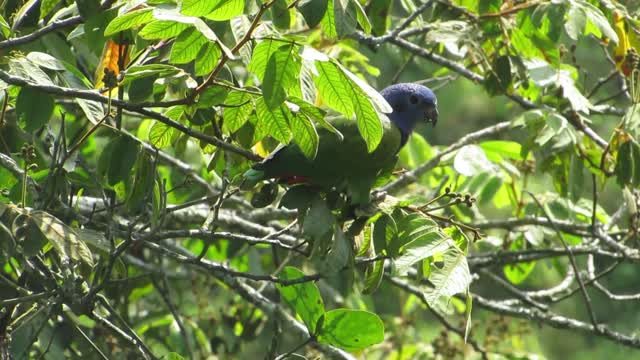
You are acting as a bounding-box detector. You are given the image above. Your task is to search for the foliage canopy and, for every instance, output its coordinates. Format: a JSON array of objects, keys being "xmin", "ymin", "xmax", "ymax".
[{"xmin": 1, "ymin": 0, "xmax": 640, "ymax": 359}]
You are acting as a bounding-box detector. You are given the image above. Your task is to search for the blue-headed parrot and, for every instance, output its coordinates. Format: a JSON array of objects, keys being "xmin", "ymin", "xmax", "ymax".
[{"xmin": 244, "ymin": 83, "xmax": 438, "ymax": 204}]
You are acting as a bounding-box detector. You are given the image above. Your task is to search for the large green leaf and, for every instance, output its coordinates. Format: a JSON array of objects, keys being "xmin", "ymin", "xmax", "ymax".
[
  {"xmin": 276, "ymin": 267, "xmax": 325, "ymax": 334},
  {"xmin": 316, "ymin": 309, "xmax": 384, "ymax": 351},
  {"xmin": 222, "ymin": 91, "xmax": 254, "ymax": 133},
  {"xmin": 394, "ymin": 227, "xmax": 453, "ymax": 275},
  {"xmin": 205, "ymin": 0, "xmax": 244, "ymax": 21},
  {"xmin": 299, "ymin": 0, "xmax": 328, "ymax": 28},
  {"xmin": 255, "ymin": 97, "xmax": 292, "ymax": 143},
  {"xmin": 290, "ymin": 112, "xmax": 319, "ymax": 159},
  {"xmin": 16, "ymin": 87, "xmax": 54, "ymax": 132},
  {"xmin": 303, "ymin": 197, "xmax": 335, "ymax": 243},
  {"xmin": 104, "ymin": 7, "xmax": 154, "ymax": 36},
  {"xmin": 139, "ymin": 20, "xmax": 191, "ymax": 39},
  {"xmin": 565, "ymin": 1, "xmax": 618, "ymax": 43},
  {"xmin": 262, "ymin": 44, "xmax": 301, "ymax": 109},
  {"xmin": 170, "ymin": 27, "xmax": 208, "ymax": 64},
  {"xmin": 423, "ymin": 247, "xmax": 471, "ymax": 313},
  {"xmin": 195, "ymin": 42, "xmax": 221, "ymax": 76},
  {"xmin": 149, "ymin": 121, "xmax": 176, "ymax": 148}
]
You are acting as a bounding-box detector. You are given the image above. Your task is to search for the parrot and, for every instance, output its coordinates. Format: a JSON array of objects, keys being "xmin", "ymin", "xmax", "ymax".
[{"xmin": 243, "ymin": 83, "xmax": 439, "ymax": 204}]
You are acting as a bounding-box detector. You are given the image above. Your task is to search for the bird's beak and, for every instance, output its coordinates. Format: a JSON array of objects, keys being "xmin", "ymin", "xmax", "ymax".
[{"xmin": 424, "ymin": 105, "xmax": 438, "ymax": 127}]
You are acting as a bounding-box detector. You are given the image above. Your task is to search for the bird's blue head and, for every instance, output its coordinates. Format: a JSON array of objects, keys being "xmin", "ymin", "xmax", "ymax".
[{"xmin": 381, "ymin": 83, "xmax": 438, "ymax": 145}]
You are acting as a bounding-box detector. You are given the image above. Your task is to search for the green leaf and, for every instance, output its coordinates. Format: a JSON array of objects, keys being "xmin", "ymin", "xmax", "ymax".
[
  {"xmin": 316, "ymin": 309, "xmax": 384, "ymax": 351},
  {"xmin": 29, "ymin": 211, "xmax": 94, "ymax": 266},
  {"xmin": 9, "ymin": 57, "xmax": 53, "ymax": 85},
  {"xmin": 394, "ymin": 227, "xmax": 453, "ymax": 275},
  {"xmin": 16, "ymin": 87, "xmax": 54, "ymax": 132},
  {"xmin": 303, "ymin": 197, "xmax": 335, "ymax": 243},
  {"xmin": 277, "ymin": 266, "xmax": 325, "ymax": 334},
  {"xmin": 321, "ymin": 0, "xmax": 338, "ymax": 38},
  {"xmin": 124, "ymin": 64, "xmax": 184, "ymax": 83},
  {"xmin": 149, "ymin": 121, "xmax": 176, "ymax": 148},
  {"xmin": 280, "ymin": 185, "xmax": 317, "ymax": 211},
  {"xmin": 271, "ymin": 0, "xmax": 292, "ymax": 29},
  {"xmin": 128, "ymin": 75, "xmax": 156, "ymax": 103},
  {"xmin": 263, "ymin": 44, "xmax": 301, "ymax": 109},
  {"xmin": 315, "ymin": 61, "xmax": 354, "ymax": 113},
  {"xmin": 255, "ymin": 97, "xmax": 292, "ymax": 144},
  {"xmin": 99, "ymin": 135, "xmax": 140, "ymax": 186},
  {"xmin": 195, "ymin": 42, "xmax": 221, "ymax": 76},
  {"xmin": 330, "ymin": 0, "xmax": 357, "ymax": 38},
  {"xmin": 10, "ymin": 302, "xmax": 51, "ymax": 358},
  {"xmin": 11, "ymin": 0, "xmax": 39, "ymax": 31},
  {"xmin": 423, "ymin": 247, "xmax": 471, "ymax": 313},
  {"xmin": 170, "ymin": 27, "xmax": 208, "ymax": 64},
  {"xmin": 354, "ymin": 99, "xmax": 383, "ymax": 153},
  {"xmin": 566, "ymin": 1, "xmax": 618, "ymax": 44},
  {"xmin": 181, "ymin": 0, "xmax": 220, "ymax": 17},
  {"xmin": 615, "ymin": 138, "xmax": 640, "ymax": 187},
  {"xmin": 126, "ymin": 152, "xmax": 155, "ymax": 213},
  {"xmin": 26, "ymin": 52, "xmax": 65, "ymax": 71},
  {"xmin": 299, "ymin": 0, "xmax": 328, "ymax": 28},
  {"xmin": 39, "ymin": 0, "xmax": 60, "ymax": 20},
  {"xmin": 503, "ymin": 235, "xmax": 536, "ymax": 284},
  {"xmin": 205, "ymin": 0, "xmax": 245, "ymax": 21},
  {"xmin": 198, "ymin": 85, "xmax": 228, "ymax": 107},
  {"xmin": 288, "ymin": 97, "xmax": 343, "ymax": 141},
  {"xmin": 139, "ymin": 20, "xmax": 191, "ymax": 40},
  {"xmin": 249, "ymin": 39, "xmax": 280, "ymax": 81},
  {"xmin": 479, "ymin": 140, "xmax": 523, "ymax": 161},
  {"xmin": 13, "ymin": 213, "xmax": 48, "ymax": 257},
  {"xmin": 558, "ymin": 71, "xmax": 591, "ymax": 113},
  {"xmin": 222, "ymin": 91, "xmax": 254, "ymax": 133},
  {"xmin": 290, "ymin": 113, "xmax": 319, "ymax": 159},
  {"xmin": 453, "ymin": 145, "xmax": 495, "ymax": 176},
  {"xmin": 568, "ymin": 152, "xmax": 584, "ymax": 202},
  {"xmin": 351, "ymin": 0, "xmax": 371, "ymax": 34},
  {"xmin": 104, "ymin": 8, "xmax": 154, "ymax": 36},
  {"xmin": 368, "ymin": 0, "xmax": 392, "ymax": 36},
  {"xmin": 362, "ymin": 256, "xmax": 384, "ymax": 294},
  {"xmin": 388, "ymin": 213, "xmax": 438, "ymax": 257}
]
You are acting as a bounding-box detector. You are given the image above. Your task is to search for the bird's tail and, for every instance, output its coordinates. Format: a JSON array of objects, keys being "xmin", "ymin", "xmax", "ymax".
[{"xmin": 241, "ymin": 168, "xmax": 265, "ymax": 190}]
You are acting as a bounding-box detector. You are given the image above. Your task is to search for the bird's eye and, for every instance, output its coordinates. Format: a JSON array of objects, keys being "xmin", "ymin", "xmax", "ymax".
[{"xmin": 409, "ymin": 95, "xmax": 419, "ymax": 105}]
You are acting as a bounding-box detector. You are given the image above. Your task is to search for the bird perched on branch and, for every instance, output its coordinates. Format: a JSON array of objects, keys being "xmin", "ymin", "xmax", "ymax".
[{"xmin": 244, "ymin": 83, "xmax": 438, "ymax": 204}]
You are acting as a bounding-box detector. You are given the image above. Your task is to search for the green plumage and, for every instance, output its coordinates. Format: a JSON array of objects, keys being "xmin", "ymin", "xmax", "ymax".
[{"xmin": 247, "ymin": 116, "xmax": 402, "ymax": 204}]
